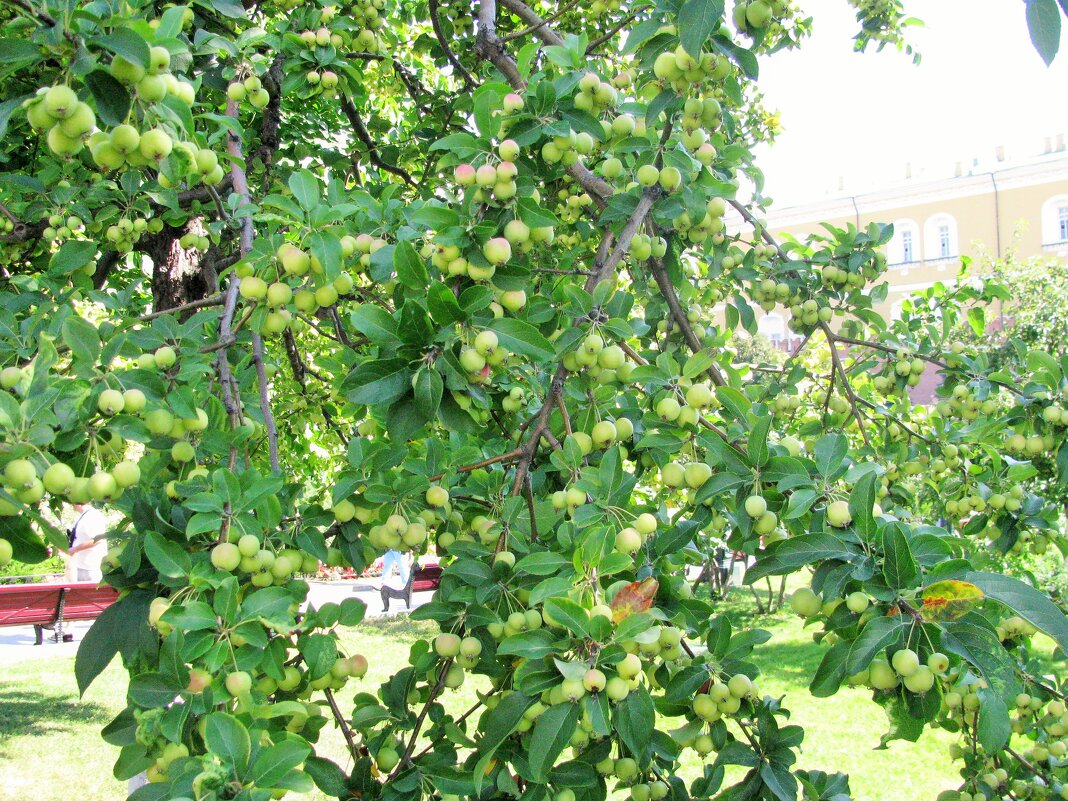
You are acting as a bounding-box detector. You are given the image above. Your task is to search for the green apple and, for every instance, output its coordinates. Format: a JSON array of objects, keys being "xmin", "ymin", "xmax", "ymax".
[{"xmin": 212, "ymin": 542, "xmax": 241, "ymax": 571}]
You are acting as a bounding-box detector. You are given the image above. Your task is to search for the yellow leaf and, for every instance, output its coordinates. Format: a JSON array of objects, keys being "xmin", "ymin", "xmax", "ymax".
[{"xmin": 920, "ymin": 580, "xmax": 984, "ymax": 622}]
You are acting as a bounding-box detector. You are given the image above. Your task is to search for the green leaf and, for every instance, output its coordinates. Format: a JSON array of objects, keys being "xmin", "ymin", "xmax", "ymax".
[
  {"xmin": 288, "ymin": 170, "xmax": 320, "ymax": 211},
  {"xmin": 760, "ymin": 763, "xmax": 798, "ymax": 801},
  {"xmin": 144, "ymin": 531, "xmax": 191, "ymax": 578},
  {"xmin": 516, "ymin": 196, "xmax": 561, "ymax": 229},
  {"xmin": 745, "ymin": 534, "xmax": 857, "ymax": 583},
  {"xmin": 942, "ymin": 614, "xmax": 1022, "ymax": 703},
  {"xmin": 963, "ymin": 571, "xmax": 1068, "ymax": 655},
  {"xmin": 881, "ymin": 523, "xmax": 918, "ymax": 589},
  {"xmin": 407, "ymin": 204, "xmax": 459, "ymax": 231},
  {"xmin": 414, "ymin": 369, "xmax": 443, "ymax": 419},
  {"xmin": 249, "ymin": 740, "xmax": 312, "ymax": 787},
  {"xmin": 0, "ymin": 38, "xmax": 40, "ymax": 64},
  {"xmin": 814, "ymin": 433, "xmax": 848, "ymax": 477},
  {"xmin": 205, "ymin": 713, "xmax": 251, "ymax": 774},
  {"xmin": 50, "ymin": 240, "xmax": 98, "ymax": 275},
  {"xmin": 84, "ymin": 70, "xmax": 131, "ymax": 127},
  {"xmin": 474, "ymin": 692, "xmax": 534, "ymax": 792},
  {"xmin": 61, "ymin": 315, "xmax": 100, "ymax": 365},
  {"xmin": 1026, "ymin": 0, "xmax": 1062, "ymax": 65},
  {"xmin": 678, "ymin": 0, "xmax": 725, "ymax": 57},
  {"xmin": 809, "ymin": 641, "xmax": 849, "ymax": 697},
  {"xmin": 76, "ymin": 590, "xmax": 153, "ymax": 695},
  {"xmin": 613, "ymin": 686, "xmax": 655, "ymax": 761},
  {"xmin": 304, "ymin": 756, "xmax": 349, "ymax": 797},
  {"xmin": 349, "ymin": 305, "xmax": 401, "ymax": 346},
  {"xmin": 343, "ymin": 359, "xmax": 412, "ymax": 407},
  {"xmin": 845, "ymin": 615, "xmax": 904, "ymax": 675},
  {"xmin": 92, "ymin": 29, "xmax": 151, "ymax": 68},
  {"xmin": 747, "ymin": 412, "xmax": 771, "ymax": 466},
  {"xmin": 488, "ymin": 318, "xmax": 555, "ymax": 361},
  {"xmin": 848, "ymin": 471, "xmax": 878, "ymax": 537},
  {"xmin": 543, "ymin": 598, "xmax": 591, "ymax": 638},
  {"xmin": 528, "ymin": 702, "xmax": 580, "ymax": 781},
  {"xmin": 976, "ymin": 689, "xmax": 1011, "ymax": 752},
  {"xmin": 129, "ymin": 672, "xmax": 180, "ymax": 708},
  {"xmin": 394, "ymin": 240, "xmax": 428, "ymax": 289},
  {"xmin": 497, "ymin": 629, "xmax": 558, "ymax": 658}
]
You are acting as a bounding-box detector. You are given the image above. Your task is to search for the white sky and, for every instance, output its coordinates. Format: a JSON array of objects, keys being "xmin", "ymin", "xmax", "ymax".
[{"xmin": 754, "ymin": 0, "xmax": 1068, "ymax": 206}]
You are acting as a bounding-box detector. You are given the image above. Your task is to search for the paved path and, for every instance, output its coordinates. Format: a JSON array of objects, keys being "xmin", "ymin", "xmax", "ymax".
[{"xmin": 0, "ymin": 580, "xmax": 436, "ymax": 665}]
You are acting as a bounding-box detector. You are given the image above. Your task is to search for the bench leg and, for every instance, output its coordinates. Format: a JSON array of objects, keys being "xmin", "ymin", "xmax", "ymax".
[{"xmin": 34, "ymin": 625, "xmax": 43, "ymax": 645}]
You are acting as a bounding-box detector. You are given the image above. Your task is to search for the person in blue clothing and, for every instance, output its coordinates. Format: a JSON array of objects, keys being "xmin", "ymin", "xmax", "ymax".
[{"xmin": 380, "ymin": 548, "xmax": 410, "ymax": 588}]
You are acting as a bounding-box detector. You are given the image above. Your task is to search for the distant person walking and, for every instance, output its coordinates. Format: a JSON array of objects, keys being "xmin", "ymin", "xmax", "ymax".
[{"xmin": 67, "ymin": 502, "xmax": 107, "ymax": 582}]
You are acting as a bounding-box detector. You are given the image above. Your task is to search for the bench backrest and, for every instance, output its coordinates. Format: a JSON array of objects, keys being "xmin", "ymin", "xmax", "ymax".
[
  {"xmin": 412, "ymin": 563, "xmax": 442, "ymax": 592},
  {"xmin": 0, "ymin": 583, "xmax": 119, "ymax": 626}
]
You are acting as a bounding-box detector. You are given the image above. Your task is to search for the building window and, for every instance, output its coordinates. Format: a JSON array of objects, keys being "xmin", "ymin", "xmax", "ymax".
[
  {"xmin": 889, "ymin": 219, "xmax": 921, "ymax": 266},
  {"xmin": 924, "ymin": 214, "xmax": 957, "ymax": 260},
  {"xmin": 1041, "ymin": 196, "xmax": 1068, "ymax": 245},
  {"xmin": 938, "ymin": 224, "xmax": 951, "ymax": 258}
]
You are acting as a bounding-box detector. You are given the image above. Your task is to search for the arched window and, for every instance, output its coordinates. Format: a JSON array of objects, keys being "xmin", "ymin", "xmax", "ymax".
[
  {"xmin": 888, "ymin": 219, "xmax": 921, "ymax": 266},
  {"xmin": 758, "ymin": 313, "xmax": 784, "ymax": 342},
  {"xmin": 1042, "ymin": 195, "xmax": 1068, "ymax": 244},
  {"xmin": 924, "ymin": 214, "xmax": 958, "ymax": 260}
]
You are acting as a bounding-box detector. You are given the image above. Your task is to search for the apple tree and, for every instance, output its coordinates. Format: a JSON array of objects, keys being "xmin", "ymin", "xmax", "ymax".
[{"xmin": 0, "ymin": 1, "xmax": 1067, "ymax": 800}]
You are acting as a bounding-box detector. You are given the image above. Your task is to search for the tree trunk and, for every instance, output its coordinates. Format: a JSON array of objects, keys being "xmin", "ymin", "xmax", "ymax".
[{"xmin": 146, "ymin": 219, "xmax": 217, "ymax": 313}]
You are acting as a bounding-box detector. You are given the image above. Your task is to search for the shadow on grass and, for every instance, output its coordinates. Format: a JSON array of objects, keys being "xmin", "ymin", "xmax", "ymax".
[{"xmin": 0, "ymin": 688, "xmax": 112, "ymax": 749}]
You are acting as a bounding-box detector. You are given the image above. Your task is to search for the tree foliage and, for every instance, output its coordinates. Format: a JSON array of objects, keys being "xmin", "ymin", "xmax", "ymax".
[{"xmin": 0, "ymin": 2, "xmax": 1067, "ymax": 801}]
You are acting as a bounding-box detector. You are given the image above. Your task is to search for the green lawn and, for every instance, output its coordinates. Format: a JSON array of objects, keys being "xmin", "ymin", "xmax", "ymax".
[{"xmin": 0, "ymin": 589, "xmax": 962, "ymax": 801}]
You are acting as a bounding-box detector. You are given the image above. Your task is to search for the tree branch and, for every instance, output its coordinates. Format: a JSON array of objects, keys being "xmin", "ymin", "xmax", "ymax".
[
  {"xmin": 428, "ymin": 0, "xmax": 478, "ymax": 88},
  {"xmin": 338, "ymin": 94, "xmax": 417, "ymax": 186}
]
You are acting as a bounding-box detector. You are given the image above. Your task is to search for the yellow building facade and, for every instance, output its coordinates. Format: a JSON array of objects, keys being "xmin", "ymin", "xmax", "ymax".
[{"xmin": 728, "ymin": 149, "xmax": 1068, "ymax": 343}]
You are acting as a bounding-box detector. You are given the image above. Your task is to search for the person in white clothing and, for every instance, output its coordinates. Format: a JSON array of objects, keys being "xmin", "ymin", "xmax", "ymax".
[{"xmin": 68, "ymin": 503, "xmax": 108, "ymax": 582}]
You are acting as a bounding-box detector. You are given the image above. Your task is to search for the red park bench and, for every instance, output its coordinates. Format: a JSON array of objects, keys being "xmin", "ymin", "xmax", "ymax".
[
  {"xmin": 380, "ymin": 562, "xmax": 442, "ymax": 612},
  {"xmin": 0, "ymin": 582, "xmax": 119, "ymax": 644}
]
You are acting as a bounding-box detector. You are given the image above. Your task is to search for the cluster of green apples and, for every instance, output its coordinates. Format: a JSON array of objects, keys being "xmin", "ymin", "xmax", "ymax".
[
  {"xmin": 551, "ymin": 181, "xmax": 595, "ymax": 227},
  {"xmin": 458, "ymin": 329, "xmax": 513, "ymax": 384},
  {"xmin": 226, "ymin": 70, "xmax": 271, "ymax": 110},
  {"xmin": 853, "ymin": 647, "xmax": 948, "ymax": 695},
  {"xmin": 23, "ymin": 85, "xmax": 98, "ymax": 158},
  {"xmin": 652, "ymin": 378, "xmax": 723, "ymax": 430},
  {"xmin": 574, "ymin": 71, "xmax": 621, "ymax": 114},
  {"xmin": 872, "ymin": 351, "xmax": 927, "ymax": 394},
  {"xmin": 0, "ymin": 382, "xmax": 154, "ymax": 514},
  {"xmin": 652, "ymin": 39, "xmax": 733, "ymax": 93},
  {"xmin": 333, "ymin": 485, "xmax": 451, "ymax": 556},
  {"xmin": 688, "ymin": 672, "xmax": 761, "ymax": 749},
  {"xmin": 609, "ymin": 511, "xmax": 657, "ymax": 555},
  {"xmin": 454, "ymin": 139, "xmax": 523, "ymax": 205},
  {"xmin": 662, "ymin": 195, "xmax": 725, "ymax": 249},
  {"xmin": 305, "ymin": 68, "xmax": 340, "ymax": 98},
  {"xmin": 210, "ymin": 537, "xmax": 316, "ymax": 587},
  {"xmin": 561, "ymin": 332, "xmax": 636, "ymax": 385},
  {"xmin": 110, "ymin": 46, "xmax": 195, "ymax": 106},
  {"xmin": 104, "ymin": 215, "xmax": 165, "ymax": 253},
  {"xmin": 40, "ymin": 211, "xmax": 85, "ymax": 243},
  {"xmin": 818, "ymin": 252, "xmax": 887, "ymax": 289},
  {"xmin": 732, "ymin": 0, "xmax": 789, "ymax": 33},
  {"xmin": 935, "ymin": 382, "xmax": 999, "ymax": 421},
  {"xmin": 541, "ymin": 127, "xmax": 598, "ymax": 167}
]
